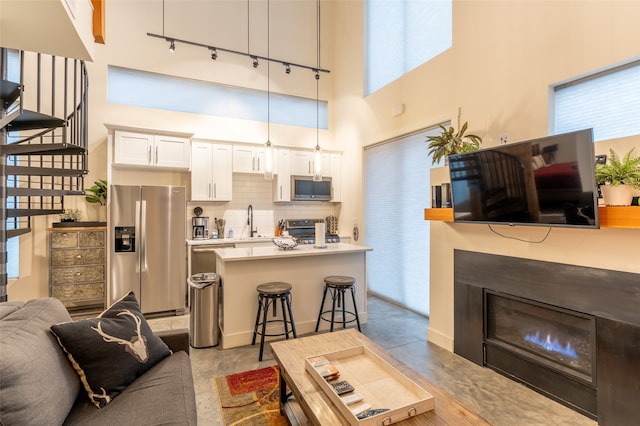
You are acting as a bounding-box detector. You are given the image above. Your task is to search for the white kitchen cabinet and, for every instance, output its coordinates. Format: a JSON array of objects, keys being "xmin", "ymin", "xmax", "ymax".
[
  {"xmin": 114, "ymin": 130, "xmax": 190, "ymax": 169},
  {"xmin": 191, "ymin": 141, "xmax": 232, "ymax": 201},
  {"xmin": 233, "ymin": 144, "xmax": 266, "ymax": 174},
  {"xmin": 290, "ymin": 149, "xmax": 331, "ymax": 177},
  {"xmin": 329, "ymin": 153, "xmax": 342, "ymax": 202},
  {"xmin": 273, "ymin": 148, "xmax": 291, "ymax": 202},
  {"xmin": 290, "ymin": 149, "xmax": 313, "ymax": 176}
]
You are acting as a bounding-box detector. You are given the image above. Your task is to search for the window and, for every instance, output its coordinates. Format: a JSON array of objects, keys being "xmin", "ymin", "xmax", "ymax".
[
  {"xmin": 365, "ymin": 0, "xmax": 452, "ymax": 95},
  {"xmin": 553, "ymin": 60, "xmax": 640, "ymax": 141},
  {"xmin": 364, "ymin": 128, "xmax": 439, "ymax": 316},
  {"xmin": 108, "ymin": 66, "xmax": 327, "ymax": 129}
]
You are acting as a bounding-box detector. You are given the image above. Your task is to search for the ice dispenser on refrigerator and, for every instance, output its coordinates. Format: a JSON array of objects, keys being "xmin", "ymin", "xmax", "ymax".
[{"xmin": 114, "ymin": 227, "xmax": 135, "ymax": 252}]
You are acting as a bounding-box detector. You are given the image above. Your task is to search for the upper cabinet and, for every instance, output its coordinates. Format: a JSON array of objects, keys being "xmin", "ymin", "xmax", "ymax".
[
  {"xmin": 191, "ymin": 141, "xmax": 232, "ymax": 201},
  {"xmin": 233, "ymin": 144, "xmax": 266, "ymax": 174},
  {"xmin": 114, "ymin": 130, "xmax": 191, "ymax": 170},
  {"xmin": 329, "ymin": 153, "xmax": 342, "ymax": 202},
  {"xmin": 273, "ymin": 148, "xmax": 291, "ymax": 202},
  {"xmin": 290, "ymin": 149, "xmax": 331, "ymax": 177}
]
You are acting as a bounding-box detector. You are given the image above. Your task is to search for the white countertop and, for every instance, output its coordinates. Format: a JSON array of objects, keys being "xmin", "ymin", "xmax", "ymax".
[
  {"xmin": 187, "ymin": 236, "xmax": 273, "ymax": 246},
  {"xmin": 215, "ymin": 242, "xmax": 372, "ymax": 262}
]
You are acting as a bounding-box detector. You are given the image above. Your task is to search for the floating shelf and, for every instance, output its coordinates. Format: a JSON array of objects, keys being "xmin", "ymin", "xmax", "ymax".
[{"xmin": 424, "ymin": 207, "xmax": 640, "ymax": 229}]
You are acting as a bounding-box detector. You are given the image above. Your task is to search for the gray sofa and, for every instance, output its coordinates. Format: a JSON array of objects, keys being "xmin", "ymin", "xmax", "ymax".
[{"xmin": 0, "ymin": 297, "xmax": 197, "ymax": 425}]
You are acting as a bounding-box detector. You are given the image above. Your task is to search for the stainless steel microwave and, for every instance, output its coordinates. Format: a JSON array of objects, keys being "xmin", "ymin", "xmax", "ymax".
[{"xmin": 291, "ymin": 175, "xmax": 332, "ymax": 201}]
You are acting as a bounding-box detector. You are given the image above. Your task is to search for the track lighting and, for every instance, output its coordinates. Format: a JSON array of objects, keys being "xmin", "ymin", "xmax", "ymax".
[
  {"xmin": 315, "ymin": 70, "xmax": 320, "ymax": 80},
  {"xmin": 210, "ymin": 48, "xmax": 217, "ymax": 60},
  {"xmin": 284, "ymin": 63, "xmax": 291, "ymax": 74},
  {"xmin": 148, "ymin": 33, "xmax": 331, "ymax": 75}
]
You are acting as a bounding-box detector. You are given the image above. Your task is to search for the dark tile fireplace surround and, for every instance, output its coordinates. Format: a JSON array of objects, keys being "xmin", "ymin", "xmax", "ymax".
[{"xmin": 454, "ymin": 250, "xmax": 640, "ymax": 425}]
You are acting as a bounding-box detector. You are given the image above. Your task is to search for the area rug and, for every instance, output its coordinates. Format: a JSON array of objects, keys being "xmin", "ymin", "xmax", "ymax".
[{"xmin": 214, "ymin": 365, "xmax": 288, "ymax": 426}]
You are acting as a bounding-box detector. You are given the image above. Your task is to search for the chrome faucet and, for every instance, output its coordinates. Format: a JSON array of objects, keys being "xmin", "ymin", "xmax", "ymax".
[{"xmin": 247, "ymin": 204, "xmax": 257, "ymax": 237}]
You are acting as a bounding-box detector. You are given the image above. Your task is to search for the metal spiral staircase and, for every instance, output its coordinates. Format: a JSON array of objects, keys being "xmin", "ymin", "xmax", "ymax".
[{"xmin": 0, "ymin": 48, "xmax": 89, "ymax": 301}]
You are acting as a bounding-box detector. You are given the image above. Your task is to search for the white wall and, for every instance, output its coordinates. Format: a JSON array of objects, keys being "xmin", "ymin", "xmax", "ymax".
[{"xmin": 331, "ymin": 0, "xmax": 640, "ymax": 351}]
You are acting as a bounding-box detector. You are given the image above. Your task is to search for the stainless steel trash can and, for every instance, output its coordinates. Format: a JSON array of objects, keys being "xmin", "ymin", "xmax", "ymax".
[{"xmin": 188, "ymin": 272, "xmax": 219, "ymax": 348}]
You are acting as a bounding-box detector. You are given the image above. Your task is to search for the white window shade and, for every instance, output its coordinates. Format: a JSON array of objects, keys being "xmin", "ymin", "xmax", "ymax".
[
  {"xmin": 364, "ymin": 128, "xmax": 439, "ymax": 316},
  {"xmin": 554, "ymin": 61, "xmax": 640, "ymax": 141}
]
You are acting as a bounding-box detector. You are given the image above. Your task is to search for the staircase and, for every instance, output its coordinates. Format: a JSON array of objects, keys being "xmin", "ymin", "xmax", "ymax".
[{"xmin": 1, "ymin": 48, "xmax": 88, "ymax": 301}]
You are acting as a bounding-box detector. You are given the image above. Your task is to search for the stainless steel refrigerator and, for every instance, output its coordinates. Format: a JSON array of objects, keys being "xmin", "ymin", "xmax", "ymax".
[{"xmin": 110, "ymin": 185, "xmax": 186, "ymax": 314}]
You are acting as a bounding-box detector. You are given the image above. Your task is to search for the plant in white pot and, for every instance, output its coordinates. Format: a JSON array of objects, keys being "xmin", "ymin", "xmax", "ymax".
[
  {"xmin": 595, "ymin": 148, "xmax": 640, "ymax": 206},
  {"xmin": 426, "ymin": 121, "xmax": 482, "ymax": 166}
]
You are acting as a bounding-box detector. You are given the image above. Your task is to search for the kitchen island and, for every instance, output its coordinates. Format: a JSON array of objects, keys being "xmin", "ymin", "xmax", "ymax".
[{"xmin": 215, "ymin": 243, "xmax": 372, "ymax": 349}]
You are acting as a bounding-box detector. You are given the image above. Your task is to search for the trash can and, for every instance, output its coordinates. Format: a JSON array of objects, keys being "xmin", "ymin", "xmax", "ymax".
[{"xmin": 188, "ymin": 272, "xmax": 219, "ymax": 348}]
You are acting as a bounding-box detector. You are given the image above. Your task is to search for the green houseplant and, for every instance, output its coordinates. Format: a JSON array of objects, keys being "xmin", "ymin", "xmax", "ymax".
[
  {"xmin": 85, "ymin": 179, "xmax": 108, "ymax": 206},
  {"xmin": 426, "ymin": 122, "xmax": 482, "ymax": 166},
  {"xmin": 595, "ymin": 148, "xmax": 640, "ymax": 206}
]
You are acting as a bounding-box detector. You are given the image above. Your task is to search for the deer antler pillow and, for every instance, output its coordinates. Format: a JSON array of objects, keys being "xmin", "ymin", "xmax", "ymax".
[{"xmin": 50, "ymin": 291, "xmax": 171, "ymax": 408}]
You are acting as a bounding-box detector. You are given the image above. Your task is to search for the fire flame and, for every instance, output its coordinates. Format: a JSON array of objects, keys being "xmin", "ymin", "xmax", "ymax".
[{"xmin": 524, "ymin": 331, "xmax": 578, "ymax": 359}]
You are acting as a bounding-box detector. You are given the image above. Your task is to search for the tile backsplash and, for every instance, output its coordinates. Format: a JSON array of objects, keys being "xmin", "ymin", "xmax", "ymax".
[{"xmin": 187, "ymin": 174, "xmax": 340, "ymax": 239}]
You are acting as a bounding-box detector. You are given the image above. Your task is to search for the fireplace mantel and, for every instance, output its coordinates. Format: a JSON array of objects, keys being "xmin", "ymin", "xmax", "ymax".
[{"xmin": 424, "ymin": 206, "xmax": 640, "ymax": 228}]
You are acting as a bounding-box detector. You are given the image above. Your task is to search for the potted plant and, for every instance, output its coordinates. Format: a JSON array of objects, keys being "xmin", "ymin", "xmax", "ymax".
[
  {"xmin": 595, "ymin": 148, "xmax": 640, "ymax": 206},
  {"xmin": 60, "ymin": 209, "xmax": 82, "ymax": 222},
  {"xmin": 85, "ymin": 179, "xmax": 108, "ymax": 221},
  {"xmin": 426, "ymin": 121, "xmax": 482, "ymax": 166}
]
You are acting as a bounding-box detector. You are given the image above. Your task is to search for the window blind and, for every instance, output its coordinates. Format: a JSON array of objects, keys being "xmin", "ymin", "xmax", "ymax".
[
  {"xmin": 364, "ymin": 128, "xmax": 438, "ymax": 316},
  {"xmin": 554, "ymin": 60, "xmax": 640, "ymax": 141}
]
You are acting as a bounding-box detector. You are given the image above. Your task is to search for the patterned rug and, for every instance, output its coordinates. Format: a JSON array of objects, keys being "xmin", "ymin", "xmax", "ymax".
[{"xmin": 214, "ymin": 365, "xmax": 289, "ymax": 426}]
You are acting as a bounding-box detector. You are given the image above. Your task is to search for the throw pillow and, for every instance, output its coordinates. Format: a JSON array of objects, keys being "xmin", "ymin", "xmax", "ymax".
[{"xmin": 50, "ymin": 291, "xmax": 171, "ymax": 408}]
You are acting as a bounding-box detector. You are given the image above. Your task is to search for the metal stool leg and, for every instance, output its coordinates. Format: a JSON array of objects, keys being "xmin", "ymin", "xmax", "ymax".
[
  {"xmin": 349, "ymin": 285, "xmax": 361, "ymax": 331},
  {"xmin": 341, "ymin": 288, "xmax": 348, "ymax": 328},
  {"xmin": 280, "ymin": 296, "xmax": 290, "ymax": 339},
  {"xmin": 330, "ymin": 287, "xmax": 338, "ymax": 332},
  {"xmin": 258, "ymin": 297, "xmax": 271, "ymax": 361},
  {"xmin": 252, "ymin": 294, "xmax": 263, "ymax": 345},
  {"xmin": 285, "ymin": 293, "xmax": 297, "ymax": 338},
  {"xmin": 315, "ymin": 285, "xmax": 329, "ymax": 332}
]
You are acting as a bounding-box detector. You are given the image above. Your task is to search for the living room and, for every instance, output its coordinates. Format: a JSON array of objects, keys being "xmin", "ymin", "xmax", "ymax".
[{"xmin": 2, "ymin": 0, "xmax": 639, "ymax": 424}]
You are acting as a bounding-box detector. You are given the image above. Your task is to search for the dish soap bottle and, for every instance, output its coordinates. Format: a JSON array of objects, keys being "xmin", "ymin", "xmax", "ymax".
[{"xmin": 227, "ymin": 228, "xmax": 233, "ymax": 238}]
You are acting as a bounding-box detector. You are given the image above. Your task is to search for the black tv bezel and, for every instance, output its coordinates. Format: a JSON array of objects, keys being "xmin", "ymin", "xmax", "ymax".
[{"xmin": 448, "ymin": 129, "xmax": 600, "ymax": 230}]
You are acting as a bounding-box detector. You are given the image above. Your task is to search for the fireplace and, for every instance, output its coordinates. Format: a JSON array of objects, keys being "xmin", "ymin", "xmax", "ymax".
[{"xmin": 453, "ymin": 250, "xmax": 640, "ymax": 425}]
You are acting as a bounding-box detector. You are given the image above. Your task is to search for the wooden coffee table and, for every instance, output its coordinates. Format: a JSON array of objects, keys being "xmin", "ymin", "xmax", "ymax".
[{"xmin": 270, "ymin": 328, "xmax": 489, "ymax": 425}]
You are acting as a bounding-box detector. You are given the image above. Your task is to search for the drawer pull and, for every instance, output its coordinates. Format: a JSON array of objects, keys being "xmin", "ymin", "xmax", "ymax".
[
  {"xmin": 75, "ymin": 254, "xmax": 82, "ymax": 259},
  {"xmin": 382, "ymin": 418, "xmax": 392, "ymax": 426},
  {"xmin": 408, "ymin": 407, "xmax": 417, "ymax": 417},
  {"xmin": 76, "ymin": 272, "xmax": 82, "ymax": 276}
]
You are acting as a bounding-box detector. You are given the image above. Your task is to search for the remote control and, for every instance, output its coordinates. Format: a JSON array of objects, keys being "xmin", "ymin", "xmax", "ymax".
[
  {"xmin": 330, "ymin": 380, "xmax": 354, "ymax": 395},
  {"xmin": 340, "ymin": 393, "xmax": 363, "ymax": 405},
  {"xmin": 356, "ymin": 408, "xmax": 390, "ymax": 420},
  {"xmin": 350, "ymin": 403, "xmax": 372, "ymax": 416}
]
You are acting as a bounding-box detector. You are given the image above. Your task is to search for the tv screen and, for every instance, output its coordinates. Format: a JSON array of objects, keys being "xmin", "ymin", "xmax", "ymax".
[{"xmin": 448, "ymin": 129, "xmax": 599, "ymax": 229}]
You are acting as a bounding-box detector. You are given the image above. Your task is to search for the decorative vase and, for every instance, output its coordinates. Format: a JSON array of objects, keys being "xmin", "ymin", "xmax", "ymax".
[{"xmin": 601, "ymin": 184, "xmax": 634, "ymax": 206}]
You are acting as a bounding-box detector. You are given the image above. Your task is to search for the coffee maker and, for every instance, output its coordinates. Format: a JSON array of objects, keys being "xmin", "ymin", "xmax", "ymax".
[{"xmin": 192, "ymin": 207, "xmax": 209, "ymax": 240}]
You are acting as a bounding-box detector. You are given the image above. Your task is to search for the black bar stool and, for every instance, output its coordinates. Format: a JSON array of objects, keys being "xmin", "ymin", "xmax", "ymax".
[
  {"xmin": 251, "ymin": 282, "xmax": 297, "ymax": 361},
  {"xmin": 315, "ymin": 275, "xmax": 361, "ymax": 332}
]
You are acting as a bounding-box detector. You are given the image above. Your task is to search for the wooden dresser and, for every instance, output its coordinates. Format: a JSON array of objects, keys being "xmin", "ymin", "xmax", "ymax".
[{"xmin": 48, "ymin": 226, "xmax": 106, "ymax": 316}]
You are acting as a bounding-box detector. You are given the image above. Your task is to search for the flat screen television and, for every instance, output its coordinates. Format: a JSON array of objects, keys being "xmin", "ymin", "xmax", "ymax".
[{"xmin": 448, "ymin": 129, "xmax": 599, "ymax": 229}]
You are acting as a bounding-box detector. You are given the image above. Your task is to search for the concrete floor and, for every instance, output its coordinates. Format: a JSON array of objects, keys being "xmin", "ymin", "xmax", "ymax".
[{"xmin": 148, "ymin": 295, "xmax": 596, "ymax": 426}]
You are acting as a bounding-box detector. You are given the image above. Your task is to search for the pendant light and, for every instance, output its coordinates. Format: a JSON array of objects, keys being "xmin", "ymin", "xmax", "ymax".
[
  {"xmin": 312, "ymin": 0, "xmax": 322, "ymax": 182},
  {"xmin": 264, "ymin": 0, "xmax": 274, "ymax": 180}
]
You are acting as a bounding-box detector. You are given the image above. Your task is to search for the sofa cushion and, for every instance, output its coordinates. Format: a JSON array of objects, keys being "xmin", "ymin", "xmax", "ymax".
[
  {"xmin": 0, "ymin": 298, "xmax": 80, "ymax": 426},
  {"xmin": 63, "ymin": 351, "xmax": 197, "ymax": 425},
  {"xmin": 50, "ymin": 292, "xmax": 171, "ymax": 408}
]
